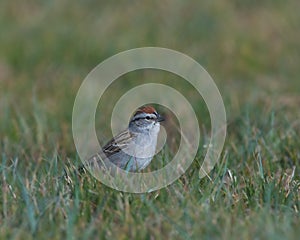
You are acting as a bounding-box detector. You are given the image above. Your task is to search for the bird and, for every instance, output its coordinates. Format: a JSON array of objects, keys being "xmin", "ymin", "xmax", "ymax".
[{"xmin": 78, "ymin": 105, "xmax": 164, "ymax": 175}]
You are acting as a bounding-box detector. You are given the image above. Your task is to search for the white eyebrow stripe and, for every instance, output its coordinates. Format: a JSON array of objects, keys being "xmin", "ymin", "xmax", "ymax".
[{"xmin": 131, "ymin": 113, "xmax": 157, "ymax": 121}]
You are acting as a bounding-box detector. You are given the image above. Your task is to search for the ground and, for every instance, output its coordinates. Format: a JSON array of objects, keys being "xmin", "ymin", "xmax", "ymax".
[{"xmin": 0, "ymin": 1, "xmax": 299, "ymax": 239}]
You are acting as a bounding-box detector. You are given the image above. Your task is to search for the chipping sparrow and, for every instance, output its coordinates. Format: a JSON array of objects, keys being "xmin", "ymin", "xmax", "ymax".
[{"xmin": 81, "ymin": 106, "xmax": 164, "ymax": 173}]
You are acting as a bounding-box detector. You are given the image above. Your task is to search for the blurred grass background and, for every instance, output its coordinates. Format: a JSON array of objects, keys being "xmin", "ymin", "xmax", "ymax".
[{"xmin": 0, "ymin": 0, "xmax": 299, "ymax": 239}]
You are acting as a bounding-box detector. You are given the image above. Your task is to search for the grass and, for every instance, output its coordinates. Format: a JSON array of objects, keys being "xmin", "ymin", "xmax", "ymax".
[{"xmin": 1, "ymin": 1, "xmax": 300, "ymax": 239}]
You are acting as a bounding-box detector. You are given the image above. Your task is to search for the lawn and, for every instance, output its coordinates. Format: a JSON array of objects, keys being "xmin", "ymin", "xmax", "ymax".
[{"xmin": 0, "ymin": 1, "xmax": 299, "ymax": 239}]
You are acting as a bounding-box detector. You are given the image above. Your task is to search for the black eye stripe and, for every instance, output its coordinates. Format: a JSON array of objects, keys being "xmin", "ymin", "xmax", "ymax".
[{"xmin": 133, "ymin": 116, "xmax": 155, "ymax": 121}]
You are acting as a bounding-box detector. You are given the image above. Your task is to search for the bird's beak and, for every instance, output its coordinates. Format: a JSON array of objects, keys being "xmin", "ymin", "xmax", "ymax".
[{"xmin": 156, "ymin": 114, "xmax": 165, "ymax": 122}]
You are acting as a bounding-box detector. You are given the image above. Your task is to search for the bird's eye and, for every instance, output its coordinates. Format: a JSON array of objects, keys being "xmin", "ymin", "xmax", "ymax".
[{"xmin": 146, "ymin": 116, "xmax": 151, "ymax": 120}]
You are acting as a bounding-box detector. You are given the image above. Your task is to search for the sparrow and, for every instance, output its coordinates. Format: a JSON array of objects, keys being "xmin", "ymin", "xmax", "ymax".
[{"xmin": 79, "ymin": 106, "xmax": 164, "ymax": 174}]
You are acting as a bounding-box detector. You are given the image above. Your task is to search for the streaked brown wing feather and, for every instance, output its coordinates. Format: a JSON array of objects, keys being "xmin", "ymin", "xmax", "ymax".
[
  {"xmin": 102, "ymin": 130, "xmax": 134, "ymax": 157},
  {"xmin": 77, "ymin": 130, "xmax": 135, "ymax": 174}
]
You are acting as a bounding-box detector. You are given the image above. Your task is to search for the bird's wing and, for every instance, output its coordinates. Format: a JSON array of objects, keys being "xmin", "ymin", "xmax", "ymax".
[
  {"xmin": 102, "ymin": 129, "xmax": 134, "ymax": 157},
  {"xmin": 78, "ymin": 130, "xmax": 135, "ymax": 173}
]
